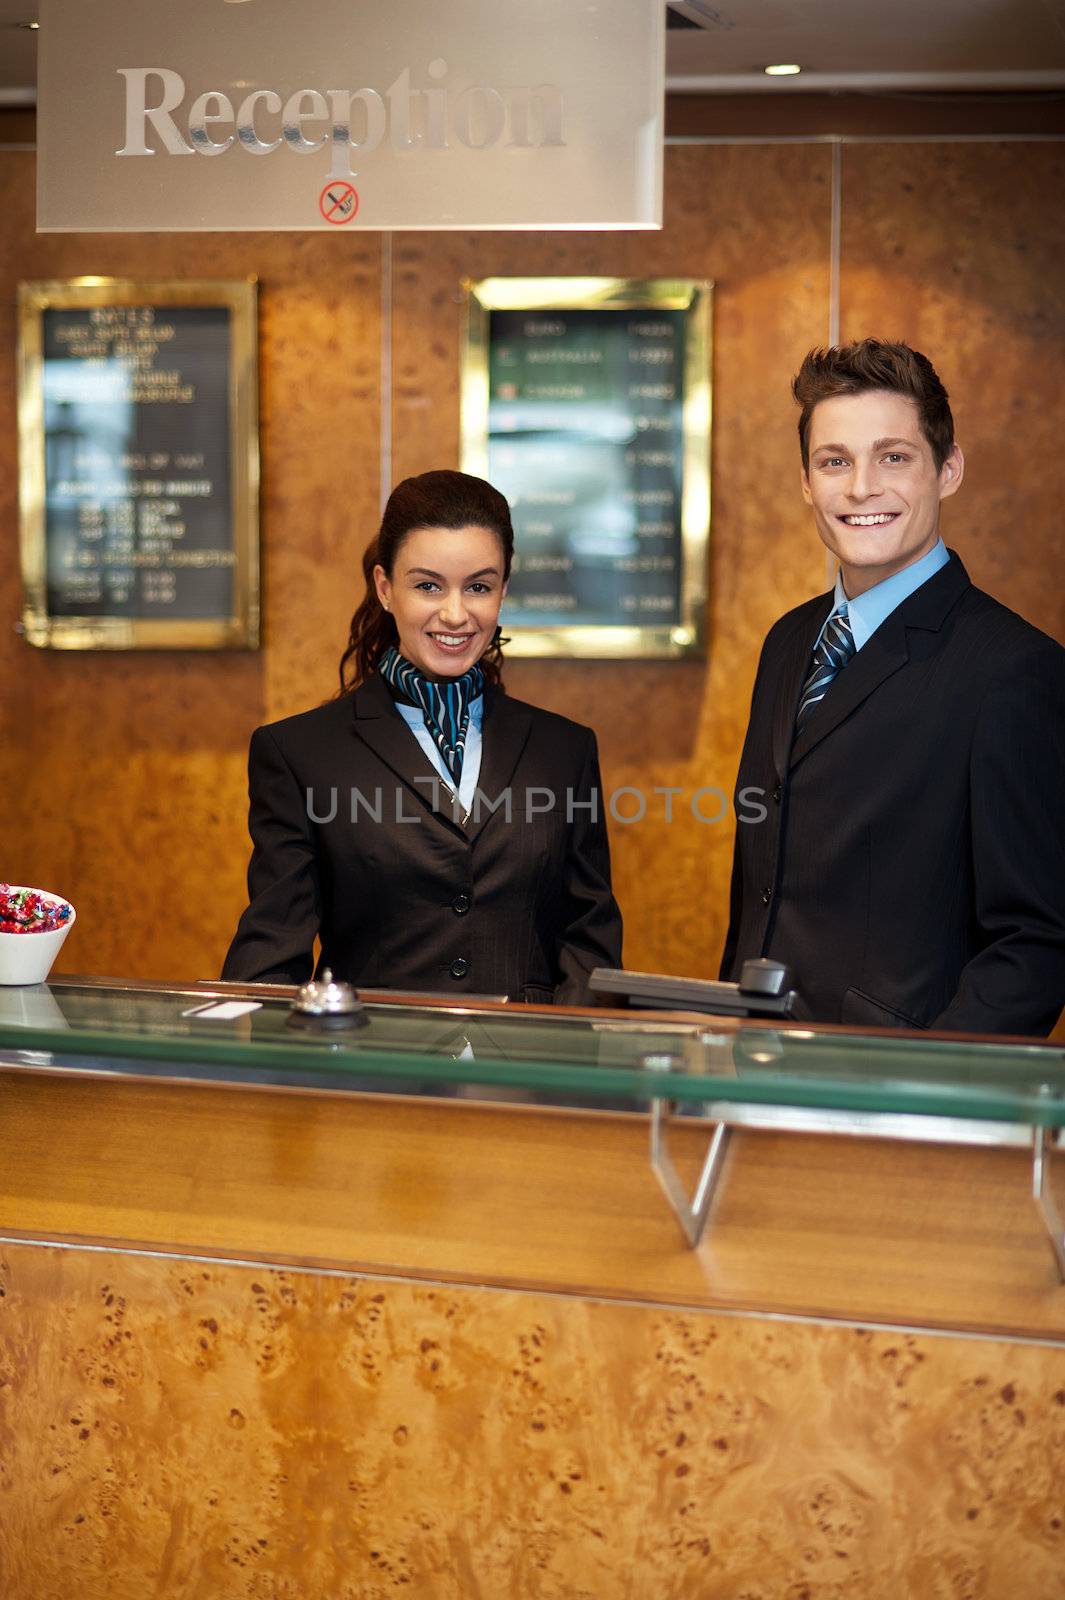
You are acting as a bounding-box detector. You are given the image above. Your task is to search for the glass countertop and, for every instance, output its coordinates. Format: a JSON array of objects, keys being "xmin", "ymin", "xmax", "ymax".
[{"xmin": 0, "ymin": 977, "xmax": 1062, "ymax": 1126}]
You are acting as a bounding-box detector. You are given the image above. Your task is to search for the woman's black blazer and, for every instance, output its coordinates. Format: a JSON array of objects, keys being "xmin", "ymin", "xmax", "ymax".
[{"xmin": 222, "ymin": 672, "xmax": 623, "ymax": 1003}]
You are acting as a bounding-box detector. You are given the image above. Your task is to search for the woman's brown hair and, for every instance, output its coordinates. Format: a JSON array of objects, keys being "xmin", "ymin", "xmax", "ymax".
[{"xmin": 338, "ymin": 470, "xmax": 515, "ymax": 694}]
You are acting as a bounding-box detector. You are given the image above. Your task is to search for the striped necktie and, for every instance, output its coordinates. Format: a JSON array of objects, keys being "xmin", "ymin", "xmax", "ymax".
[{"xmin": 795, "ymin": 606, "xmax": 856, "ymax": 732}]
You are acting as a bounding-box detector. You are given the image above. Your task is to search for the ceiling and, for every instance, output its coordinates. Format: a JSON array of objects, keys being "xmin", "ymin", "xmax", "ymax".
[
  {"xmin": 666, "ymin": 0, "xmax": 1065, "ymax": 90},
  {"xmin": 1, "ymin": 0, "xmax": 1064, "ymax": 100}
]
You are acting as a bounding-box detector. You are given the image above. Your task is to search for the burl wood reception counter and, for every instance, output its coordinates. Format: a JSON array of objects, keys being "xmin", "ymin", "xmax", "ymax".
[{"xmin": 1, "ymin": 978, "xmax": 1064, "ymax": 1598}]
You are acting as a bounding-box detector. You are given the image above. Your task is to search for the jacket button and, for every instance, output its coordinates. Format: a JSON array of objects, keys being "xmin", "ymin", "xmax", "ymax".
[
  {"xmin": 771, "ymin": 783, "xmax": 782, "ymax": 804},
  {"xmin": 761, "ymin": 887, "xmax": 772, "ymax": 905},
  {"xmin": 452, "ymin": 893, "xmax": 471, "ymax": 916},
  {"xmin": 449, "ymin": 957, "xmax": 470, "ymax": 980}
]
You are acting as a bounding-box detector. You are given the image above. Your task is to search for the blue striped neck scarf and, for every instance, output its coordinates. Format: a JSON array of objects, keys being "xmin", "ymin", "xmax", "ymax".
[{"xmin": 378, "ymin": 644, "xmax": 484, "ymax": 788}]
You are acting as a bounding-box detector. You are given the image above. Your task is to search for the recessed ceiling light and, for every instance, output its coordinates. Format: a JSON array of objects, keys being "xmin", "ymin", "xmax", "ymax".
[{"xmin": 764, "ymin": 63, "xmax": 801, "ymax": 77}]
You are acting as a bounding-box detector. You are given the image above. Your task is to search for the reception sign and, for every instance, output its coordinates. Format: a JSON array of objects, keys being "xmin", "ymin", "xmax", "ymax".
[
  {"xmin": 17, "ymin": 279, "xmax": 259, "ymax": 650},
  {"xmin": 36, "ymin": 0, "xmax": 664, "ymax": 232},
  {"xmin": 461, "ymin": 278, "xmax": 712, "ymax": 660}
]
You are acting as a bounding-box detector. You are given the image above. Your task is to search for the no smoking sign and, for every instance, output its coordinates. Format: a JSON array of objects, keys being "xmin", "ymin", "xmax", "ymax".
[{"xmin": 318, "ymin": 182, "xmax": 360, "ymax": 225}]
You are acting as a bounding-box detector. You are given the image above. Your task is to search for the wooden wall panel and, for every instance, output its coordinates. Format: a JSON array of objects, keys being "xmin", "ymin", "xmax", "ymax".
[
  {"xmin": 0, "ymin": 149, "xmax": 381, "ymax": 980},
  {"xmin": 839, "ymin": 142, "xmax": 1065, "ymax": 645},
  {"xmin": 391, "ymin": 143, "xmax": 833, "ymax": 979},
  {"xmin": 2, "ymin": 1242, "xmax": 1065, "ymax": 1598}
]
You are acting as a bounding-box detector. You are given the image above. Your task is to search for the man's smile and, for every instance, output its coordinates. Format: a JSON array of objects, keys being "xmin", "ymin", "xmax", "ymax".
[{"xmin": 839, "ymin": 512, "xmax": 901, "ymax": 526}]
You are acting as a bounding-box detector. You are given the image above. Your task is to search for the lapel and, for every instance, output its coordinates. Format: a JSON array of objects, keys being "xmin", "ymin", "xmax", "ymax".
[
  {"xmin": 787, "ymin": 552, "xmax": 972, "ymax": 771},
  {"xmin": 465, "ymin": 684, "xmax": 533, "ymax": 844},
  {"xmin": 349, "ymin": 671, "xmax": 467, "ymax": 837},
  {"xmin": 771, "ymin": 596, "xmax": 833, "ymax": 780},
  {"xmin": 788, "ymin": 611, "xmax": 909, "ymax": 769}
]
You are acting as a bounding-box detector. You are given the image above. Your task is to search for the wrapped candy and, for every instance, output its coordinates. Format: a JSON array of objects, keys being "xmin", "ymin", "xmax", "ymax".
[{"xmin": 0, "ymin": 884, "xmax": 74, "ymax": 934}]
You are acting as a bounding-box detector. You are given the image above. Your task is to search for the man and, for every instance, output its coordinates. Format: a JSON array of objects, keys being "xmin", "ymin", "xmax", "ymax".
[{"xmin": 720, "ymin": 339, "xmax": 1065, "ymax": 1035}]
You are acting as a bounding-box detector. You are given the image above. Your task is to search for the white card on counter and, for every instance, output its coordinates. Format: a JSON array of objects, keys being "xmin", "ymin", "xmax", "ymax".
[{"xmin": 182, "ymin": 1000, "xmax": 263, "ymax": 1020}]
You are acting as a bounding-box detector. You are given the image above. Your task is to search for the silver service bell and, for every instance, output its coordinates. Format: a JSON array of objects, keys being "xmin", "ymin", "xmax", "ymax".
[{"xmin": 287, "ymin": 967, "xmax": 367, "ymax": 1030}]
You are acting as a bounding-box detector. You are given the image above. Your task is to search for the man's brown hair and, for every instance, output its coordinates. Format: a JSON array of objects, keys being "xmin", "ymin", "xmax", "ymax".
[{"xmin": 793, "ymin": 339, "xmax": 955, "ymax": 471}]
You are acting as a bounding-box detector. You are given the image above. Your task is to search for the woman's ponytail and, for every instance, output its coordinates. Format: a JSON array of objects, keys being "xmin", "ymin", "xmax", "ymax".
[{"xmin": 337, "ymin": 536, "xmax": 399, "ymax": 694}]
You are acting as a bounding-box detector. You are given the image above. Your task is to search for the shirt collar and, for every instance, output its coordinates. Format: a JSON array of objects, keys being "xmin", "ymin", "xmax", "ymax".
[
  {"xmin": 395, "ymin": 693, "xmax": 484, "ymax": 727},
  {"xmin": 833, "ymin": 538, "xmax": 950, "ymax": 650}
]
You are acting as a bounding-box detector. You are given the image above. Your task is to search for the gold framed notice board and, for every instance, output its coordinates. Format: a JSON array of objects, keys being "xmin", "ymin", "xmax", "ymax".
[
  {"xmin": 17, "ymin": 278, "xmax": 259, "ymax": 650},
  {"xmin": 461, "ymin": 276, "xmax": 712, "ymax": 660}
]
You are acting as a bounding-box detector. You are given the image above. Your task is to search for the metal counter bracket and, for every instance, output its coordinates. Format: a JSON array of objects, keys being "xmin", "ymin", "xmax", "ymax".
[
  {"xmin": 649, "ymin": 1097, "xmax": 731, "ymax": 1249},
  {"xmin": 1032, "ymin": 1124, "xmax": 1065, "ymax": 1281},
  {"xmin": 645, "ymin": 1050, "xmax": 1065, "ymax": 1274}
]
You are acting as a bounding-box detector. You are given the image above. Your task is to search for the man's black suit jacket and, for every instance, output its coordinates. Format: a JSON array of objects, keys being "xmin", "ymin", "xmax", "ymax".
[
  {"xmin": 721, "ymin": 554, "xmax": 1065, "ymax": 1035},
  {"xmin": 222, "ymin": 673, "xmax": 623, "ymax": 1003}
]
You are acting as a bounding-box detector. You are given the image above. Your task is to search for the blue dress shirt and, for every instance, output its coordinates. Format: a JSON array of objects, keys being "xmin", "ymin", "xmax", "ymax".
[{"xmin": 817, "ymin": 538, "xmax": 951, "ymax": 651}]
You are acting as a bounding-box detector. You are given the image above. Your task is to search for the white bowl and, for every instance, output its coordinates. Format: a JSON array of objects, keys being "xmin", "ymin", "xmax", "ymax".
[{"xmin": 0, "ymin": 886, "xmax": 76, "ymax": 986}]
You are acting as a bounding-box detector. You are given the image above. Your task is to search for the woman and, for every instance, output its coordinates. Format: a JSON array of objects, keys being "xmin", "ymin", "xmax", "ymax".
[{"xmin": 222, "ymin": 470, "xmax": 623, "ymax": 1003}]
